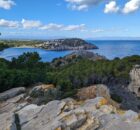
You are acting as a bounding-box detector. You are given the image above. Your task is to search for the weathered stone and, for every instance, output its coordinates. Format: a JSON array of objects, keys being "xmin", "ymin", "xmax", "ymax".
[
  {"xmin": 82, "ymin": 97, "xmax": 108, "ymax": 112},
  {"xmin": 128, "ymin": 65, "xmax": 140, "ymax": 97},
  {"xmin": 77, "ymin": 85, "xmax": 110, "ymax": 100},
  {"xmin": 7, "ymin": 94, "xmax": 25, "ymax": 103},
  {"xmin": 0, "ymin": 94, "xmax": 27, "ymax": 114},
  {"xmin": 29, "ymin": 84, "xmax": 60, "ymax": 105},
  {"xmin": 121, "ymin": 110, "xmax": 139, "ymax": 122},
  {"xmin": 1, "ymin": 95, "xmax": 140, "ymax": 130},
  {"xmin": 30, "ymin": 84, "xmax": 55, "ymax": 97},
  {"xmin": 62, "ymin": 98, "xmax": 77, "ymax": 111},
  {"xmin": 0, "ymin": 102, "xmax": 17, "ymax": 114},
  {"xmin": 19, "ymin": 100, "xmax": 66, "ymax": 130},
  {"xmin": 0, "ymin": 87, "xmax": 25, "ymax": 101},
  {"xmin": 77, "ymin": 117, "xmax": 99, "ymax": 130},
  {"xmin": 99, "ymin": 119, "xmax": 140, "ymax": 130},
  {"xmin": 60, "ymin": 113, "xmax": 86, "ymax": 129},
  {"xmin": 99, "ymin": 105, "xmax": 115, "ymax": 114},
  {"xmin": 98, "ymin": 114, "xmax": 120, "ymax": 129},
  {"xmin": 18, "ymin": 104, "xmax": 44, "ymax": 125},
  {"xmin": 0, "ymin": 112, "xmax": 17, "ymax": 130}
]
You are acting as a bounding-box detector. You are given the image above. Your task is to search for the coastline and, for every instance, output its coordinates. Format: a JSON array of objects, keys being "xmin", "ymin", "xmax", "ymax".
[{"xmin": 14, "ymin": 45, "xmax": 36, "ymax": 48}]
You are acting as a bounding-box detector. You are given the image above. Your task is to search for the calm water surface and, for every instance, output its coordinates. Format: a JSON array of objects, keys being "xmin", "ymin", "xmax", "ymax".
[{"xmin": 0, "ymin": 40, "xmax": 140, "ymax": 62}]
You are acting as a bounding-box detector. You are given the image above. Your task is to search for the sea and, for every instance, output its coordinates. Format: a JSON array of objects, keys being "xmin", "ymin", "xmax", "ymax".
[{"xmin": 0, "ymin": 40, "xmax": 140, "ymax": 62}]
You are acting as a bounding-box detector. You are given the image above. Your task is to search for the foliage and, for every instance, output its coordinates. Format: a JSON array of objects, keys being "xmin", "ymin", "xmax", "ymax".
[
  {"xmin": 0, "ymin": 52, "xmax": 51, "ymax": 92},
  {"xmin": 0, "ymin": 42, "xmax": 11, "ymax": 51},
  {"xmin": 0, "ymin": 52, "xmax": 140, "ymax": 99},
  {"xmin": 0, "ymin": 40, "xmax": 43, "ymax": 47},
  {"xmin": 111, "ymin": 93, "xmax": 123, "ymax": 103}
]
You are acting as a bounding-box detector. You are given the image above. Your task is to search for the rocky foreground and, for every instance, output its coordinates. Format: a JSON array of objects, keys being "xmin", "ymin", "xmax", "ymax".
[
  {"xmin": 1, "ymin": 84, "xmax": 140, "ymax": 130},
  {"xmin": 34, "ymin": 38, "xmax": 98, "ymax": 51}
]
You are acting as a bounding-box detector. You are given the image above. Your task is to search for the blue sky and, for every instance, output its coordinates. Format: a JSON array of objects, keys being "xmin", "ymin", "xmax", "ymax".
[{"xmin": 0, "ymin": 0, "xmax": 140, "ymax": 39}]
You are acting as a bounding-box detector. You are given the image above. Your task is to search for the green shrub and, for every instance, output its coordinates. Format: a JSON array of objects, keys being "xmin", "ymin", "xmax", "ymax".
[{"xmin": 111, "ymin": 93, "xmax": 123, "ymax": 103}]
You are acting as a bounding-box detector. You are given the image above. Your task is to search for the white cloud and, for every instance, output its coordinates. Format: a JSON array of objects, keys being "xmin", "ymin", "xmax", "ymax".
[
  {"xmin": 0, "ymin": 18, "xmax": 86, "ymax": 31},
  {"xmin": 0, "ymin": 0, "xmax": 15, "ymax": 10},
  {"xmin": 65, "ymin": 0, "xmax": 104, "ymax": 11},
  {"xmin": 63, "ymin": 24, "xmax": 86, "ymax": 31},
  {"xmin": 40, "ymin": 23, "xmax": 64, "ymax": 30},
  {"xmin": 0, "ymin": 18, "xmax": 109, "ymax": 34},
  {"xmin": 21, "ymin": 19, "xmax": 42, "ymax": 29},
  {"xmin": 104, "ymin": 1, "xmax": 119, "ymax": 13},
  {"xmin": 92, "ymin": 29, "xmax": 105, "ymax": 33},
  {"xmin": 65, "ymin": 0, "xmax": 140, "ymax": 14},
  {"xmin": 0, "ymin": 19, "xmax": 19, "ymax": 28},
  {"xmin": 40, "ymin": 23, "xmax": 86, "ymax": 31},
  {"xmin": 71, "ymin": 4, "xmax": 88, "ymax": 11},
  {"xmin": 122, "ymin": 0, "xmax": 140, "ymax": 14}
]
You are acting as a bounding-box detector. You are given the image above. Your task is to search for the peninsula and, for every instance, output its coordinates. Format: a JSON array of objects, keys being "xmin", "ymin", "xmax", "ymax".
[
  {"xmin": 0, "ymin": 38, "xmax": 98, "ymax": 51},
  {"xmin": 34, "ymin": 38, "xmax": 98, "ymax": 51}
]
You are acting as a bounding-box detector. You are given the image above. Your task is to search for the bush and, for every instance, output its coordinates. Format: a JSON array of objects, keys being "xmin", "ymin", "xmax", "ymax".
[
  {"xmin": 111, "ymin": 93, "xmax": 123, "ymax": 103},
  {"xmin": 0, "ymin": 52, "xmax": 140, "ymax": 100},
  {"xmin": 0, "ymin": 42, "xmax": 10, "ymax": 51}
]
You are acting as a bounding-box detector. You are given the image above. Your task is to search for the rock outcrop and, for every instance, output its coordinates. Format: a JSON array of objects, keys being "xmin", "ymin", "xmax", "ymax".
[
  {"xmin": 1, "ymin": 97, "xmax": 140, "ymax": 130},
  {"xmin": 0, "ymin": 88, "xmax": 28, "ymax": 130},
  {"xmin": 128, "ymin": 65, "xmax": 140, "ymax": 97},
  {"xmin": 65, "ymin": 50, "xmax": 106, "ymax": 61},
  {"xmin": 0, "ymin": 112, "xmax": 17, "ymax": 130},
  {"xmin": 77, "ymin": 84, "xmax": 110, "ymax": 100},
  {"xmin": 51, "ymin": 50, "xmax": 106, "ymax": 67},
  {"xmin": 34, "ymin": 38, "xmax": 98, "ymax": 51},
  {"xmin": 0, "ymin": 87, "xmax": 25, "ymax": 101},
  {"xmin": 1, "ymin": 84, "xmax": 140, "ymax": 130},
  {"xmin": 28, "ymin": 84, "xmax": 61, "ymax": 105}
]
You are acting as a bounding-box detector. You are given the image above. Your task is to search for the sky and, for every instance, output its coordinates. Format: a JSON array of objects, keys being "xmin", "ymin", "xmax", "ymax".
[{"xmin": 0, "ymin": 0, "xmax": 140, "ymax": 39}]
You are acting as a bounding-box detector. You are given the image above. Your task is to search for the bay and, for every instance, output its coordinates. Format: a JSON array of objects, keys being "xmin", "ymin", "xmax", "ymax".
[{"xmin": 0, "ymin": 40, "xmax": 140, "ymax": 62}]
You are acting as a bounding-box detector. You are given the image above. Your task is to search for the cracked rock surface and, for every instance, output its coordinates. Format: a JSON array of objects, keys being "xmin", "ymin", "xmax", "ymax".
[{"xmin": 1, "ymin": 86, "xmax": 140, "ymax": 130}]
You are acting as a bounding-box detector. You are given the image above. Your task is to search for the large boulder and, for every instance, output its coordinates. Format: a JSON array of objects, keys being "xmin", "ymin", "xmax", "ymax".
[
  {"xmin": 0, "ymin": 87, "xmax": 25, "ymax": 101},
  {"xmin": 77, "ymin": 85, "xmax": 110, "ymax": 100},
  {"xmin": 30, "ymin": 84, "xmax": 55, "ymax": 97},
  {"xmin": 128, "ymin": 65, "xmax": 140, "ymax": 97},
  {"xmin": 29, "ymin": 84, "xmax": 61, "ymax": 105},
  {"xmin": 77, "ymin": 84, "xmax": 120, "ymax": 108}
]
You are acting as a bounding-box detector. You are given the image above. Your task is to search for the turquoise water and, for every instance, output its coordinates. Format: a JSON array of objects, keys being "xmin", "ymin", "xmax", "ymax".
[{"xmin": 0, "ymin": 40, "xmax": 140, "ymax": 62}]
